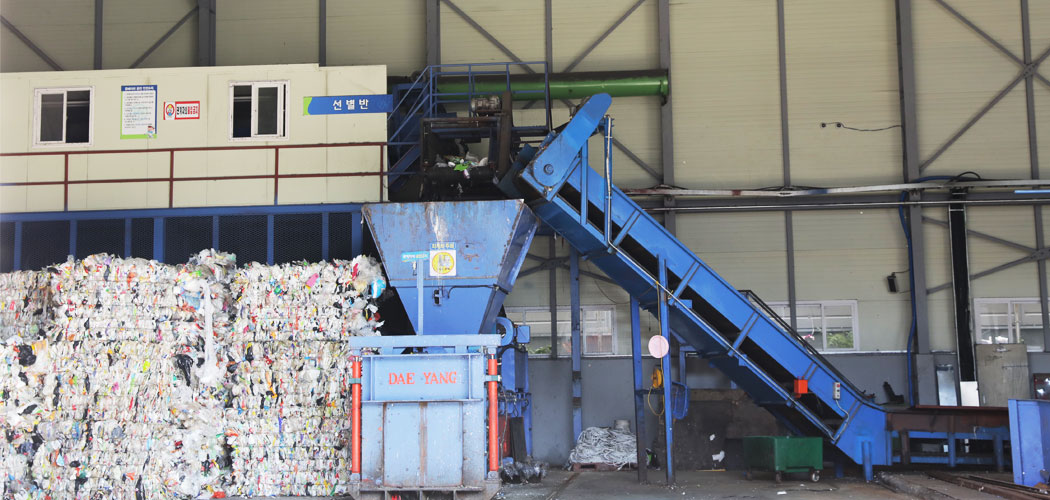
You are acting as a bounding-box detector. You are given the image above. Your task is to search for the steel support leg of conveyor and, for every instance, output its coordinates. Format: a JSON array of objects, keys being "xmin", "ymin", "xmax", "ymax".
[
  {"xmin": 630, "ymin": 297, "xmax": 647, "ymax": 483},
  {"xmin": 862, "ymin": 441, "xmax": 873, "ymax": 481},
  {"xmin": 994, "ymin": 434, "xmax": 1004, "ymax": 472},
  {"xmin": 570, "ymin": 247, "xmax": 583, "ymax": 441},
  {"xmin": 677, "ymin": 344, "xmax": 686, "ymax": 390},
  {"xmin": 948, "ymin": 433, "xmax": 956, "ymax": 468},
  {"xmin": 658, "ymin": 256, "xmax": 675, "ymax": 485}
]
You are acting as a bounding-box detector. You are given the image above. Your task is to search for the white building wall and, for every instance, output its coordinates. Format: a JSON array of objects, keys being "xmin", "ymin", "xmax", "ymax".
[{"xmin": 0, "ymin": 64, "xmax": 387, "ymax": 212}]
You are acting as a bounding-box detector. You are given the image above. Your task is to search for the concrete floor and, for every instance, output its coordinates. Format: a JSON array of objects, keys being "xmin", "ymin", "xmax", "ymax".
[
  {"xmin": 236, "ymin": 470, "xmax": 1011, "ymax": 499},
  {"xmin": 501, "ymin": 469, "xmax": 909, "ymax": 500}
]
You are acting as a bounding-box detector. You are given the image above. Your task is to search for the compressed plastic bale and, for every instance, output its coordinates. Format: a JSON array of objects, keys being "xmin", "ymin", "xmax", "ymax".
[{"xmin": 0, "ymin": 249, "xmax": 389, "ymax": 498}]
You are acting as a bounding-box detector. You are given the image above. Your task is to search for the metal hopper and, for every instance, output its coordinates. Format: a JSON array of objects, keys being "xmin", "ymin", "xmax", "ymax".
[{"xmin": 362, "ymin": 200, "xmax": 538, "ymax": 335}]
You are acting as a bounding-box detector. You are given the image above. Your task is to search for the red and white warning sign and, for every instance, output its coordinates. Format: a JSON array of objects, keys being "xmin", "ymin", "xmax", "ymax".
[{"xmin": 162, "ymin": 101, "xmax": 200, "ymax": 120}]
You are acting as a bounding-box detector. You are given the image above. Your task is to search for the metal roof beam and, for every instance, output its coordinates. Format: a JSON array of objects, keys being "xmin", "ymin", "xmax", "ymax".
[
  {"xmin": 0, "ymin": 15, "xmax": 63, "ymax": 71},
  {"xmin": 440, "ymin": 0, "xmax": 534, "ymax": 73},
  {"xmin": 129, "ymin": 5, "xmax": 198, "ymax": 69},
  {"xmin": 563, "ymin": 0, "xmax": 646, "ymax": 73}
]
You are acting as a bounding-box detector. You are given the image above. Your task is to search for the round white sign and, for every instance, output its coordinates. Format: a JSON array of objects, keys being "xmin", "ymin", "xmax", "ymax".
[{"xmin": 648, "ymin": 335, "xmax": 670, "ymax": 358}]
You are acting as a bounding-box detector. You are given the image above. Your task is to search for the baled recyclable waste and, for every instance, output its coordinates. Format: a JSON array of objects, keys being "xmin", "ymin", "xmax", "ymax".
[{"xmin": 0, "ymin": 251, "xmax": 387, "ymax": 499}]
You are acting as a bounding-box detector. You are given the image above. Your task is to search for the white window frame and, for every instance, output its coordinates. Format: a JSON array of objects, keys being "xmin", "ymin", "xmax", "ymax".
[
  {"xmin": 505, "ymin": 305, "xmax": 619, "ymax": 357},
  {"xmin": 33, "ymin": 87, "xmax": 94, "ymax": 147},
  {"xmin": 228, "ymin": 81, "xmax": 289, "ymax": 141},
  {"xmin": 974, "ymin": 297, "xmax": 1047, "ymax": 352},
  {"xmin": 767, "ymin": 300, "xmax": 860, "ymax": 352}
]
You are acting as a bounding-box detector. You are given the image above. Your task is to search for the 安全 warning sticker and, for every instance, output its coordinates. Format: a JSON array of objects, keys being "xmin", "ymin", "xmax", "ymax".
[{"xmin": 429, "ymin": 242, "xmax": 457, "ymax": 277}]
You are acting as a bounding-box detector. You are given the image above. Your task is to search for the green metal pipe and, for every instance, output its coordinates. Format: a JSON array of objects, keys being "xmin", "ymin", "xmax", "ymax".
[{"xmin": 436, "ymin": 71, "xmax": 668, "ymax": 101}]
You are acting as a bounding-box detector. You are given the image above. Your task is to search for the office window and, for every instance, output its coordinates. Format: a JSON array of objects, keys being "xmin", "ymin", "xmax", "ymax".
[
  {"xmin": 767, "ymin": 300, "xmax": 859, "ymax": 352},
  {"xmin": 974, "ymin": 298, "xmax": 1046, "ymax": 352},
  {"xmin": 504, "ymin": 305, "xmax": 619, "ymax": 357},
  {"xmin": 34, "ymin": 88, "xmax": 93, "ymax": 146},
  {"xmin": 229, "ymin": 81, "xmax": 288, "ymax": 140}
]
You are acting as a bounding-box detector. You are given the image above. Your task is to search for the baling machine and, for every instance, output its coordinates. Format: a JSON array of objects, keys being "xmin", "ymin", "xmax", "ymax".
[{"xmin": 346, "ymin": 200, "xmax": 537, "ymax": 499}]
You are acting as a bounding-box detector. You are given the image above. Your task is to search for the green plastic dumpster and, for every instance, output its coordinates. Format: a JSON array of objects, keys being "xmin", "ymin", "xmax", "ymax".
[{"xmin": 743, "ymin": 436, "xmax": 823, "ymax": 483}]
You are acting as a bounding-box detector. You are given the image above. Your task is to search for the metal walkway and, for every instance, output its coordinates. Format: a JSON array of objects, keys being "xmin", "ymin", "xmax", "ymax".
[{"xmin": 498, "ymin": 93, "xmax": 892, "ymax": 474}]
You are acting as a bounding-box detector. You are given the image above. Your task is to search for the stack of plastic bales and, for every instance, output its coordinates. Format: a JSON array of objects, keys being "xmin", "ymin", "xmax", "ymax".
[
  {"xmin": 0, "ymin": 271, "xmax": 52, "ymax": 497},
  {"xmin": 223, "ymin": 257, "xmax": 383, "ymax": 497},
  {"xmin": 0, "ymin": 252, "xmax": 388, "ymax": 499},
  {"xmin": 19, "ymin": 251, "xmax": 236, "ymax": 499}
]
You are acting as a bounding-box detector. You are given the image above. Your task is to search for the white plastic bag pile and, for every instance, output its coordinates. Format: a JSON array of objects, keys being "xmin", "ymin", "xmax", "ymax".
[
  {"xmin": 223, "ymin": 257, "xmax": 383, "ymax": 496},
  {"xmin": 0, "ymin": 270, "xmax": 50, "ymax": 341},
  {"xmin": 229, "ymin": 257, "xmax": 385, "ymax": 341},
  {"xmin": 3, "ymin": 250, "xmax": 237, "ymax": 499},
  {"xmin": 0, "ymin": 251, "xmax": 387, "ymax": 499},
  {"xmin": 224, "ymin": 341, "xmax": 355, "ymax": 496},
  {"xmin": 224, "ymin": 404, "xmax": 352, "ymax": 497},
  {"xmin": 567, "ymin": 427, "xmax": 638, "ymax": 470}
]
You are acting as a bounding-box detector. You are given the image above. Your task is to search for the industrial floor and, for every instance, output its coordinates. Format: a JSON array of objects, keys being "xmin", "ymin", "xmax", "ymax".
[
  {"xmin": 239, "ymin": 470, "xmax": 1010, "ymax": 500},
  {"xmin": 499, "ymin": 469, "xmax": 910, "ymax": 499}
]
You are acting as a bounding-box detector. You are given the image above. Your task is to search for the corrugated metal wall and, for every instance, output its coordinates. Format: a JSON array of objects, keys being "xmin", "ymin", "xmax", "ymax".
[{"xmin": 0, "ymin": 0, "xmax": 1047, "ymax": 356}]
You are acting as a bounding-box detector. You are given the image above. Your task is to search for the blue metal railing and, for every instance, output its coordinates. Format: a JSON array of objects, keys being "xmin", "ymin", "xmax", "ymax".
[
  {"xmin": 0, "ymin": 204, "xmax": 364, "ymax": 271},
  {"xmin": 387, "ymin": 61, "xmax": 552, "ymax": 179}
]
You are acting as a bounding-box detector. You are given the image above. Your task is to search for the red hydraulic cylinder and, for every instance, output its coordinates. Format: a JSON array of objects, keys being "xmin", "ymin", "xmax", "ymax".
[
  {"xmin": 351, "ymin": 355, "xmax": 362, "ymax": 475},
  {"xmin": 487, "ymin": 352, "xmax": 498, "ymax": 472}
]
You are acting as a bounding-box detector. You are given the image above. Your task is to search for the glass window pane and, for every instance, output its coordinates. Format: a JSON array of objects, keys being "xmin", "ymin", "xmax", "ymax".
[
  {"xmin": 528, "ymin": 310, "xmax": 551, "ymax": 323},
  {"xmin": 257, "ymin": 86, "xmax": 279, "ymax": 135},
  {"xmin": 793, "ymin": 305, "xmax": 821, "ymax": 349},
  {"xmin": 1016, "ymin": 302, "xmax": 1043, "ymax": 328},
  {"xmin": 39, "ymin": 93, "xmax": 63, "ymax": 142},
  {"xmin": 583, "ymin": 334, "xmax": 599, "ymax": 354},
  {"xmin": 528, "ymin": 335, "xmax": 552, "ymax": 355},
  {"xmin": 826, "ymin": 330, "xmax": 854, "ymax": 349},
  {"xmin": 528, "ymin": 322, "xmax": 552, "ymax": 337},
  {"xmin": 232, "ymin": 85, "xmax": 252, "ymax": 138},
  {"xmin": 1017, "ymin": 302, "xmax": 1045, "ymax": 351},
  {"xmin": 556, "ymin": 336, "xmax": 571, "ymax": 357},
  {"xmin": 65, "ymin": 90, "xmax": 90, "ymax": 143},
  {"xmin": 556, "ymin": 319, "xmax": 571, "ymax": 336},
  {"xmin": 976, "ymin": 302, "xmax": 1010, "ymax": 344}
]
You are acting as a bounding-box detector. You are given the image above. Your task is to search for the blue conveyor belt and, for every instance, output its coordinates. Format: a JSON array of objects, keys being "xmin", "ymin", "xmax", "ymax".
[{"xmin": 500, "ymin": 93, "xmax": 890, "ymax": 468}]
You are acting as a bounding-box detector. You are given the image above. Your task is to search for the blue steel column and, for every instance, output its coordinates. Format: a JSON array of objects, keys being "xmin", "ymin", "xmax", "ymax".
[
  {"xmin": 266, "ymin": 214, "xmax": 275, "ymax": 265},
  {"xmin": 351, "ymin": 211, "xmax": 363, "ymax": 257},
  {"xmin": 630, "ymin": 298, "xmax": 647, "ymax": 483},
  {"xmin": 321, "ymin": 212, "xmax": 330, "ymax": 261},
  {"xmin": 658, "ymin": 256, "xmax": 674, "ymax": 485},
  {"xmin": 12, "ymin": 222, "xmax": 22, "ymax": 271},
  {"xmin": 123, "ymin": 218, "xmax": 132, "ymax": 257},
  {"xmin": 153, "ymin": 218, "xmax": 165, "ymax": 262},
  {"xmin": 69, "ymin": 220, "xmax": 77, "ymax": 258},
  {"xmin": 570, "ymin": 247, "xmax": 582, "ymax": 440},
  {"xmin": 211, "ymin": 215, "xmax": 219, "ymax": 250}
]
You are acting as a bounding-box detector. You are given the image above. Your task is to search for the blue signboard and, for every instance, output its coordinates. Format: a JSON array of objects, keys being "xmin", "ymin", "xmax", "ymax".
[
  {"xmin": 303, "ymin": 94, "xmax": 393, "ymax": 115},
  {"xmin": 401, "ymin": 251, "xmax": 429, "ymax": 262}
]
